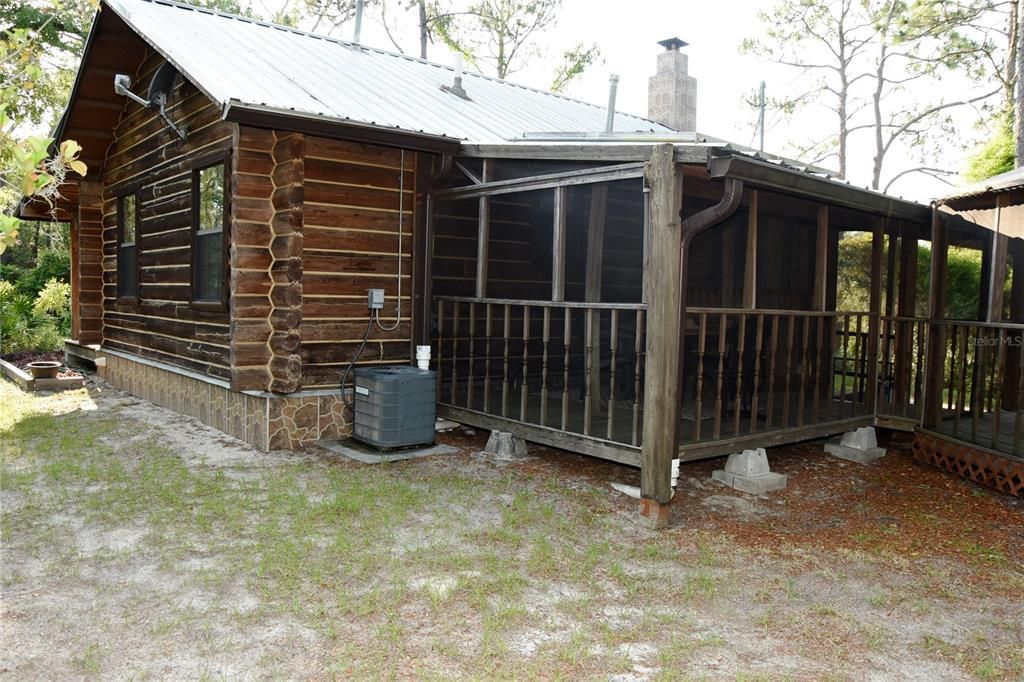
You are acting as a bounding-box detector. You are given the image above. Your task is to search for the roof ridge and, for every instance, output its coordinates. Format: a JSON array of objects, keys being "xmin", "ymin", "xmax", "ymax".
[{"xmin": 107, "ymin": 0, "xmax": 665, "ymax": 127}]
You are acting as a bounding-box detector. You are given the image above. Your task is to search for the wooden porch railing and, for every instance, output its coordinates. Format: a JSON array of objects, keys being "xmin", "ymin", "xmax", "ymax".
[
  {"xmin": 676, "ymin": 308, "xmax": 875, "ymax": 457},
  {"xmin": 876, "ymin": 316, "xmax": 928, "ymax": 422},
  {"xmin": 923, "ymin": 320, "xmax": 1024, "ymax": 459},
  {"xmin": 434, "ymin": 296, "xmax": 647, "ymax": 465}
]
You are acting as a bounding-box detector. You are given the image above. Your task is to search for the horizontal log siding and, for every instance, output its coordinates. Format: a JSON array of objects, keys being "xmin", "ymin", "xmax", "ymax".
[
  {"xmin": 100, "ymin": 50, "xmax": 235, "ymax": 379},
  {"xmin": 300, "ymin": 136, "xmax": 415, "ymax": 390}
]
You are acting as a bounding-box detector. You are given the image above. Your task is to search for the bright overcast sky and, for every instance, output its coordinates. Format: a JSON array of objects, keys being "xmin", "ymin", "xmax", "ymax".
[{"xmin": 303, "ymin": 0, "xmax": 998, "ymax": 203}]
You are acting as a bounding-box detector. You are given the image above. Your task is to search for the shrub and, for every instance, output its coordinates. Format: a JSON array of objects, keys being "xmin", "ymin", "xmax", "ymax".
[
  {"xmin": 14, "ymin": 251, "xmax": 70, "ymax": 298},
  {"xmin": 33, "ymin": 278, "xmax": 71, "ymax": 335},
  {"xmin": 0, "ymin": 278, "xmax": 68, "ymax": 355}
]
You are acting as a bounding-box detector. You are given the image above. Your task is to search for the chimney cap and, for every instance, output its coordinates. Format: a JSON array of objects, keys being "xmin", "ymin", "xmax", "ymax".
[{"xmin": 657, "ymin": 37, "xmax": 689, "ymax": 51}]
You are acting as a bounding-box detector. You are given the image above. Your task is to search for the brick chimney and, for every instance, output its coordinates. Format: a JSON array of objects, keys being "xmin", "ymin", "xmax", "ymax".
[{"xmin": 648, "ymin": 37, "xmax": 697, "ymax": 132}]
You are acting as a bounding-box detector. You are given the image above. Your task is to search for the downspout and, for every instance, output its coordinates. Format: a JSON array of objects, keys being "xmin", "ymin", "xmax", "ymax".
[{"xmin": 673, "ymin": 176, "xmax": 744, "ymax": 432}]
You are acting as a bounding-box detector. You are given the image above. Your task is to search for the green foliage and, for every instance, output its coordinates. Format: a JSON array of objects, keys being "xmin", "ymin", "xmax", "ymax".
[
  {"xmin": 0, "ymin": 275, "xmax": 68, "ymax": 354},
  {"xmin": 549, "ymin": 42, "xmax": 601, "ymax": 94},
  {"xmin": 964, "ymin": 109, "xmax": 1015, "ymax": 182},
  {"xmin": 8, "ymin": 250, "xmax": 70, "ymax": 299},
  {"xmin": 431, "ymin": 0, "xmax": 573, "ymax": 80}
]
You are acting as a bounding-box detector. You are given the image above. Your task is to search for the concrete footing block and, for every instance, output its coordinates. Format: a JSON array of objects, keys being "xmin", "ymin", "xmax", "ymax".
[
  {"xmin": 483, "ymin": 430, "xmax": 529, "ymax": 460},
  {"xmin": 824, "ymin": 426, "xmax": 886, "ymax": 464},
  {"xmin": 712, "ymin": 448, "xmax": 787, "ymax": 494}
]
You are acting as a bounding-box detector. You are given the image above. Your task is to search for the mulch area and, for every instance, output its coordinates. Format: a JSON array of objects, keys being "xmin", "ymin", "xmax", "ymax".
[
  {"xmin": 1, "ymin": 351, "xmax": 82, "ymax": 379},
  {"xmin": 440, "ymin": 429, "xmax": 1024, "ymax": 567}
]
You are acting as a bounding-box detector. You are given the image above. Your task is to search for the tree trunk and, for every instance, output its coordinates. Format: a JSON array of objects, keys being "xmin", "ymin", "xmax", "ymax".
[
  {"xmin": 418, "ymin": 0, "xmax": 428, "ymax": 60},
  {"xmin": 871, "ymin": 42, "xmax": 887, "ymax": 190},
  {"xmin": 1016, "ymin": 0, "xmax": 1024, "ymax": 166}
]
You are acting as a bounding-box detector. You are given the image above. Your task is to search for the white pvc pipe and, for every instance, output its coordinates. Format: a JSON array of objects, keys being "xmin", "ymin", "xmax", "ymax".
[{"xmin": 416, "ymin": 345, "xmax": 431, "ymax": 370}]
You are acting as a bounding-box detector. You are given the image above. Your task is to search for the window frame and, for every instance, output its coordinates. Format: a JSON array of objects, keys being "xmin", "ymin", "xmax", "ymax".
[
  {"xmin": 116, "ymin": 190, "xmax": 141, "ymax": 303},
  {"xmin": 189, "ymin": 152, "xmax": 231, "ymax": 311}
]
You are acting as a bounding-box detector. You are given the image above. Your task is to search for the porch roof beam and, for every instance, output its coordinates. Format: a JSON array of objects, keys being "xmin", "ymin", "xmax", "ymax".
[
  {"xmin": 709, "ymin": 154, "xmax": 931, "ymax": 223},
  {"xmin": 435, "ymin": 162, "xmax": 646, "ymax": 200},
  {"xmin": 459, "ymin": 143, "xmax": 712, "ymax": 163}
]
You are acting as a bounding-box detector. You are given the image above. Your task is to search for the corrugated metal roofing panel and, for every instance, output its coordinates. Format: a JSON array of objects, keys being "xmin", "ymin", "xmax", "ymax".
[
  {"xmin": 104, "ymin": 0, "xmax": 674, "ymax": 143},
  {"xmin": 941, "ymin": 166, "xmax": 1024, "ymax": 202}
]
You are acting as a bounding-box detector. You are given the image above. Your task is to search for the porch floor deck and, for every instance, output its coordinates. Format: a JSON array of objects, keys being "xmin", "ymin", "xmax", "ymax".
[
  {"xmin": 932, "ymin": 409, "xmax": 1024, "ymax": 461},
  {"xmin": 440, "ymin": 379, "xmax": 872, "ymax": 460}
]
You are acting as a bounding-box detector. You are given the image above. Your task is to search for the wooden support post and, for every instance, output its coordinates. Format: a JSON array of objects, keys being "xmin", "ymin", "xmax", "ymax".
[
  {"xmin": 985, "ymin": 198, "xmax": 1009, "ymax": 322},
  {"xmin": 893, "ymin": 226, "xmax": 919, "ymax": 408},
  {"xmin": 923, "ymin": 210, "xmax": 949, "ymax": 428},
  {"xmin": 552, "ymin": 185, "xmax": 567, "ymax": 302},
  {"xmin": 586, "ymin": 185, "xmax": 609, "ymax": 409},
  {"xmin": 639, "ymin": 145, "xmax": 683, "ymax": 526},
  {"xmin": 475, "ymin": 161, "xmax": 492, "ymax": 298},
  {"xmin": 742, "ymin": 189, "xmax": 758, "ymax": 309},
  {"xmin": 866, "ymin": 218, "xmax": 885, "ymax": 413},
  {"xmin": 1003, "ymin": 236, "xmax": 1024, "ymax": 410},
  {"xmin": 813, "ymin": 205, "xmax": 829, "ymax": 311}
]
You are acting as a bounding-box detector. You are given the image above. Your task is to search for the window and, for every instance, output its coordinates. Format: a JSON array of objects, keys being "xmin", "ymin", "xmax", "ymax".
[
  {"xmin": 191, "ymin": 162, "xmax": 226, "ymax": 304},
  {"xmin": 117, "ymin": 194, "xmax": 138, "ymax": 299}
]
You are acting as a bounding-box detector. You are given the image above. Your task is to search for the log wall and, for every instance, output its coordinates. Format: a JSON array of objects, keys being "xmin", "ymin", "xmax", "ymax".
[
  {"xmin": 99, "ymin": 50, "xmax": 235, "ymax": 379},
  {"xmin": 299, "ymin": 135, "xmax": 415, "ymax": 390}
]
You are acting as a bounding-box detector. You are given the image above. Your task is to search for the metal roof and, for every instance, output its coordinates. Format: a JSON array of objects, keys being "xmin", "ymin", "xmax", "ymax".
[
  {"xmin": 940, "ymin": 166, "xmax": 1024, "ymax": 203},
  {"xmin": 103, "ymin": 0, "xmax": 675, "ymax": 144}
]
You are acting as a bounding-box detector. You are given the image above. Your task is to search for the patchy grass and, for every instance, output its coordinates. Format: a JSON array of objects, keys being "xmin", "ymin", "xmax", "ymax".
[{"xmin": 2, "ymin": 378, "xmax": 1023, "ymax": 680}]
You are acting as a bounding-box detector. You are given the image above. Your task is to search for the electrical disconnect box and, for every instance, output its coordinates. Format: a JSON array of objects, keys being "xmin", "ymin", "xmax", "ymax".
[{"xmin": 367, "ymin": 288, "xmax": 385, "ymax": 310}]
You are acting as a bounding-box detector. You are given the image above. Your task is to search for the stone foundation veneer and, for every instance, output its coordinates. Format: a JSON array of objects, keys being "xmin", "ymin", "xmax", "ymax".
[{"xmin": 100, "ymin": 350, "xmax": 348, "ymax": 450}]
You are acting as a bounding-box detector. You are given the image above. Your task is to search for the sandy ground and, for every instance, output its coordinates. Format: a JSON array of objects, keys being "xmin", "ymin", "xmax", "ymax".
[{"xmin": 1, "ymin": 375, "xmax": 1022, "ymax": 680}]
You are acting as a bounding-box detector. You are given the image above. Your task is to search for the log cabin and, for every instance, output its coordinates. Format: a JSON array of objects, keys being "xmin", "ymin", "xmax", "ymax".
[{"xmin": 15, "ymin": 0, "xmax": 1022, "ymax": 523}]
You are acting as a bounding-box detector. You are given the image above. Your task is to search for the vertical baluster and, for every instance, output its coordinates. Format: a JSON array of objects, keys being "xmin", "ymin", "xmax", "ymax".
[
  {"xmin": 765, "ymin": 315, "xmax": 779, "ymax": 430},
  {"xmin": 467, "ymin": 302, "xmax": 476, "ymax": 409},
  {"xmin": 520, "ymin": 305, "xmax": 530, "ymax": 422},
  {"xmin": 436, "ymin": 299, "xmax": 445, "ymax": 401},
  {"xmin": 713, "ymin": 313, "xmax": 727, "ymax": 440},
  {"xmin": 826, "ymin": 315, "xmax": 839, "ymax": 420},
  {"xmin": 541, "ymin": 307, "xmax": 551, "ymax": 427},
  {"xmin": 838, "ymin": 315, "xmax": 850, "ymax": 415},
  {"xmin": 852, "ymin": 313, "xmax": 864, "ymax": 416},
  {"xmin": 971, "ymin": 326, "xmax": 984, "ymax": 443},
  {"xmin": 733, "ymin": 313, "xmax": 746, "ymax": 437},
  {"xmin": 880, "ymin": 316, "xmax": 893, "ymax": 411},
  {"xmin": 562, "ymin": 308, "xmax": 571, "ymax": 431},
  {"xmin": 632, "ymin": 309, "xmax": 644, "ymax": 446},
  {"xmin": 954, "ymin": 326, "xmax": 969, "ymax": 438},
  {"xmin": 991, "ymin": 328, "xmax": 1006, "ymax": 450},
  {"xmin": 812, "ymin": 315, "xmax": 824, "ymax": 424},
  {"xmin": 584, "ymin": 308, "xmax": 595, "ymax": 436},
  {"xmin": 946, "ymin": 324, "xmax": 958, "ymax": 413},
  {"xmin": 516, "ymin": 303, "xmax": 532, "ymax": 419},
  {"xmin": 608, "ymin": 309, "xmax": 619, "ymax": 441},
  {"xmin": 750, "ymin": 314, "xmax": 765, "ymax": 435},
  {"xmin": 694, "ymin": 312, "xmax": 707, "ymax": 443},
  {"xmin": 483, "ymin": 303, "xmax": 492, "ymax": 413},
  {"xmin": 986, "ymin": 329, "xmax": 998, "ymax": 414},
  {"xmin": 1014, "ymin": 338, "xmax": 1023, "ymax": 456},
  {"xmin": 782, "ymin": 314, "xmax": 795, "ymax": 428},
  {"xmin": 797, "ymin": 316, "xmax": 810, "ymax": 427},
  {"xmin": 501, "ymin": 303, "xmax": 510, "ymax": 417},
  {"xmin": 451, "ymin": 301, "xmax": 460, "ymax": 405},
  {"xmin": 914, "ymin": 320, "xmax": 925, "ymax": 418}
]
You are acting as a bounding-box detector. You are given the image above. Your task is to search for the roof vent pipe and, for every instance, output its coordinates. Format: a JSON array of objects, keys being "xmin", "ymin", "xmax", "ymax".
[
  {"xmin": 353, "ymin": 0, "xmax": 364, "ymax": 43},
  {"xmin": 441, "ymin": 54, "xmax": 470, "ymax": 100},
  {"xmin": 605, "ymin": 74, "xmax": 619, "ymax": 132}
]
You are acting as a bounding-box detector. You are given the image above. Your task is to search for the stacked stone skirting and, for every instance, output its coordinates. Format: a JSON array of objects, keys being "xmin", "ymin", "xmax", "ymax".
[
  {"xmin": 101, "ymin": 350, "xmax": 347, "ymax": 450},
  {"xmin": 912, "ymin": 430, "xmax": 1024, "ymax": 497}
]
